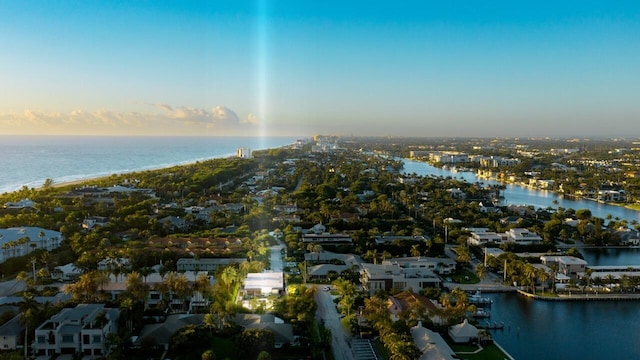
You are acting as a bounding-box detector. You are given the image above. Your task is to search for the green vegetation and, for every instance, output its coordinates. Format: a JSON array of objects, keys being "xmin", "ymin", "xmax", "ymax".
[{"xmin": 5, "ymin": 137, "xmax": 640, "ymax": 359}]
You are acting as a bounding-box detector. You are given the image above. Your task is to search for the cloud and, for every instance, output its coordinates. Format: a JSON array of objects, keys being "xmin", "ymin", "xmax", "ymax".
[
  {"xmin": 154, "ymin": 104, "xmax": 258, "ymax": 127},
  {"xmin": 0, "ymin": 103, "xmax": 260, "ymax": 135}
]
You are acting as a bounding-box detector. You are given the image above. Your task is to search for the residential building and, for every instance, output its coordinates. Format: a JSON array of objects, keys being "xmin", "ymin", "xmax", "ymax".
[
  {"xmin": 503, "ymin": 228, "xmax": 543, "ymax": 245},
  {"xmin": 540, "ymin": 255, "xmax": 588, "ymax": 279},
  {"xmin": 411, "ymin": 321, "xmax": 456, "ymax": 360},
  {"xmin": 0, "ymin": 227, "xmax": 63, "ymax": 263},
  {"xmin": 33, "ymin": 304, "xmax": 119, "ymax": 358},
  {"xmin": 234, "ymin": 314, "xmax": 294, "ymax": 349},
  {"xmin": 360, "ymin": 262, "xmax": 441, "ymax": 296},
  {"xmin": 301, "ymin": 233, "xmax": 353, "ymax": 245},
  {"xmin": 0, "ymin": 314, "xmax": 23, "ymax": 351},
  {"xmin": 467, "ymin": 229, "xmax": 502, "ymax": 246},
  {"xmin": 176, "ymin": 257, "xmax": 246, "ymax": 272}
]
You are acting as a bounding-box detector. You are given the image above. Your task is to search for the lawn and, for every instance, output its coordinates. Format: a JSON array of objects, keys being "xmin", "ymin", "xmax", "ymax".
[
  {"xmin": 455, "ymin": 343, "xmax": 511, "ymax": 360},
  {"xmin": 450, "ymin": 269, "xmax": 480, "ymax": 284}
]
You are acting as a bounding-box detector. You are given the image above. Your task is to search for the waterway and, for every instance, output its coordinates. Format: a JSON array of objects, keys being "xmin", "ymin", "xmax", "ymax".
[
  {"xmin": 402, "ymin": 159, "xmax": 640, "ymax": 359},
  {"xmin": 402, "ymin": 158, "xmax": 640, "ymax": 224}
]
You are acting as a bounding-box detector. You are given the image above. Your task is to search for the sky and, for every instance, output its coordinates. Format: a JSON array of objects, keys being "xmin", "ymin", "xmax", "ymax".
[{"xmin": 1, "ymin": 1, "xmax": 639, "ymax": 138}]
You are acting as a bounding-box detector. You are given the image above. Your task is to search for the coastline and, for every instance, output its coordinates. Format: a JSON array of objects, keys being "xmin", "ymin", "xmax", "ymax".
[{"xmin": 1, "ymin": 136, "xmax": 299, "ymax": 194}]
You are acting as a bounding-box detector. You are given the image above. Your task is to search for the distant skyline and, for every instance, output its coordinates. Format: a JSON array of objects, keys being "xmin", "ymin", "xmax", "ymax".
[{"xmin": 1, "ymin": 1, "xmax": 639, "ymax": 138}]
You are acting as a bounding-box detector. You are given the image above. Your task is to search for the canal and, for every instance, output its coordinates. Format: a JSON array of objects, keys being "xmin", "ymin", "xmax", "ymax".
[{"xmin": 402, "ymin": 159, "xmax": 640, "ymax": 359}]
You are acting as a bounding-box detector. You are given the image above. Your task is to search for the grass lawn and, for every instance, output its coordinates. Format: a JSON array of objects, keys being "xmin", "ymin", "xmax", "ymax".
[
  {"xmin": 455, "ymin": 342, "xmax": 510, "ymax": 360},
  {"xmin": 451, "ymin": 269, "xmax": 480, "ymax": 284}
]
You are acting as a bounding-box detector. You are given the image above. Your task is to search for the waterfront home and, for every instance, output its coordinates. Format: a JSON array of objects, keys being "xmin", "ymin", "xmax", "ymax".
[
  {"xmin": 448, "ymin": 319, "xmax": 479, "ymax": 343},
  {"xmin": 411, "ymin": 321, "xmax": 456, "ymax": 360},
  {"xmin": 388, "ymin": 291, "xmax": 441, "ymax": 324},
  {"xmin": 32, "ymin": 304, "xmax": 119, "ymax": 358},
  {"xmin": 540, "ymin": 255, "xmax": 587, "ymax": 279}
]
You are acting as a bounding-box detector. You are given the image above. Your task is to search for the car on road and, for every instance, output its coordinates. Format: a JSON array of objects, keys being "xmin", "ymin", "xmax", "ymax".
[{"xmin": 323, "ymin": 286, "xmax": 331, "ymax": 291}]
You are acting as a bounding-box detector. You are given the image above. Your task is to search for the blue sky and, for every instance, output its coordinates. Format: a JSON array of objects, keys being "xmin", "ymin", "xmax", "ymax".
[{"xmin": 1, "ymin": 1, "xmax": 639, "ymax": 137}]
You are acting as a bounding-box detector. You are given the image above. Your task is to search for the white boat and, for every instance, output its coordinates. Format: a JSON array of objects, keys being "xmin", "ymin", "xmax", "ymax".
[
  {"xmin": 468, "ymin": 291, "xmax": 492, "ymax": 305},
  {"xmin": 472, "ymin": 309, "xmax": 491, "ymax": 318}
]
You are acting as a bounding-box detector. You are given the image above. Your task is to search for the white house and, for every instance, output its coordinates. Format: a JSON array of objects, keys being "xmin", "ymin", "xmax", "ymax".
[
  {"xmin": 0, "ymin": 227, "xmax": 63, "ymax": 263},
  {"xmin": 448, "ymin": 319, "xmax": 479, "ymax": 343}
]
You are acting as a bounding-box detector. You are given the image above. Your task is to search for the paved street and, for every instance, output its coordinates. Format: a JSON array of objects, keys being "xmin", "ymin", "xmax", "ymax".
[
  {"xmin": 0, "ymin": 278, "xmax": 25, "ymax": 297},
  {"xmin": 315, "ymin": 285, "xmax": 355, "ymax": 360}
]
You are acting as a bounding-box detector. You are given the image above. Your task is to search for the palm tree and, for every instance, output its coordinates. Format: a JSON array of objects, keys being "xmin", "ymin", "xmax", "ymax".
[
  {"xmin": 475, "ymin": 263, "xmax": 486, "ymax": 282},
  {"xmin": 410, "ymin": 244, "xmax": 421, "ymax": 257}
]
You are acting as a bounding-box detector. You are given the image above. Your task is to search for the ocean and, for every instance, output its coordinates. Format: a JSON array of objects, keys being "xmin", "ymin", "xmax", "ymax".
[{"xmin": 0, "ymin": 135, "xmax": 298, "ymax": 194}]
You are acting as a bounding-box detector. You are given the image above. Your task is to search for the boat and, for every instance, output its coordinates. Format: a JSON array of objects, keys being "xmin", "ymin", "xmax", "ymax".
[
  {"xmin": 479, "ymin": 321, "xmax": 504, "ymax": 330},
  {"xmin": 472, "ymin": 309, "xmax": 491, "ymax": 318},
  {"xmin": 468, "ymin": 290, "xmax": 492, "ymax": 306}
]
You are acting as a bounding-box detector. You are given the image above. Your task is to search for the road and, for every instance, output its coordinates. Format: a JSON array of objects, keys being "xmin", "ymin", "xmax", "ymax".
[
  {"xmin": 0, "ymin": 278, "xmax": 26, "ymax": 297},
  {"xmin": 314, "ymin": 285, "xmax": 355, "ymax": 360}
]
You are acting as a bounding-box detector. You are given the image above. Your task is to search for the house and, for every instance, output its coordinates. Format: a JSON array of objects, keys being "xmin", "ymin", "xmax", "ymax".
[
  {"xmin": 240, "ymin": 273, "xmax": 285, "ymax": 311},
  {"xmin": 503, "ymin": 228, "xmax": 543, "ymax": 245},
  {"xmin": 0, "ymin": 314, "xmax": 23, "ymax": 351},
  {"xmin": 478, "ymin": 202, "xmax": 500, "ymax": 214},
  {"xmin": 4, "ymin": 198, "xmax": 37, "ymax": 209},
  {"xmin": 234, "ymin": 314, "xmax": 294, "ymax": 349},
  {"xmin": 51, "ymin": 263, "xmax": 83, "ymax": 281},
  {"xmin": 301, "ymin": 233, "xmax": 353, "ymax": 245},
  {"xmin": 411, "ymin": 321, "xmax": 456, "ymax": 360},
  {"xmin": 540, "ymin": 255, "xmax": 587, "ymax": 279},
  {"xmin": 388, "ymin": 291, "xmax": 440, "ymax": 324},
  {"xmin": 82, "ymin": 216, "xmax": 109, "ymax": 231},
  {"xmin": 384, "ymin": 256, "xmax": 457, "ymax": 275},
  {"xmin": 448, "ymin": 319, "xmax": 479, "ymax": 343},
  {"xmin": 242, "ymin": 273, "xmax": 284, "ymax": 297},
  {"xmin": 467, "ymin": 228, "xmax": 503, "ymax": 246},
  {"xmin": 176, "ymin": 257, "xmax": 246, "ymax": 272},
  {"xmin": 135, "ymin": 313, "xmax": 204, "ymax": 351},
  {"xmin": 32, "ymin": 304, "xmax": 119, "ymax": 358},
  {"xmin": 360, "ymin": 262, "xmax": 441, "ymax": 296},
  {"xmin": 158, "ymin": 216, "xmax": 191, "ymax": 232}
]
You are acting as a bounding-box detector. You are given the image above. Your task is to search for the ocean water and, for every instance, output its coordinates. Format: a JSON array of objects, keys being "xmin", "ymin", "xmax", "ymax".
[{"xmin": 0, "ymin": 135, "xmax": 298, "ymax": 194}]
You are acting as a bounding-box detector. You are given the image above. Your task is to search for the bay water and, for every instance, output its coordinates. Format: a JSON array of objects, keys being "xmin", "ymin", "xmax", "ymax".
[{"xmin": 402, "ymin": 158, "xmax": 640, "ymax": 359}]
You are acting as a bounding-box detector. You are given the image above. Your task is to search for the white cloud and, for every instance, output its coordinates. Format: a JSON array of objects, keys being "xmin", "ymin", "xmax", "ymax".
[{"xmin": 0, "ymin": 103, "xmax": 260, "ymax": 135}]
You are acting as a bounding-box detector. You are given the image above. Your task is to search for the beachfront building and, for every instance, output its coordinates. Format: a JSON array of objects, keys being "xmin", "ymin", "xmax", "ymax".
[{"xmin": 0, "ymin": 227, "xmax": 63, "ymax": 263}]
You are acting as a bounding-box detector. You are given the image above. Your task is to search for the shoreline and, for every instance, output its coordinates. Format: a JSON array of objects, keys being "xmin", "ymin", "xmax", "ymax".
[
  {"xmin": 516, "ymin": 289, "xmax": 640, "ymax": 301},
  {"xmin": 2, "ymin": 139, "xmax": 299, "ymax": 194}
]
